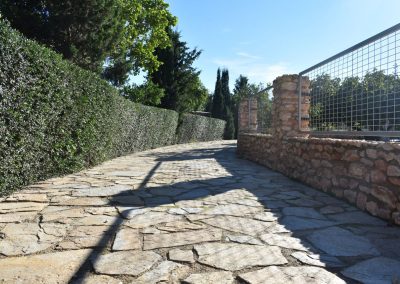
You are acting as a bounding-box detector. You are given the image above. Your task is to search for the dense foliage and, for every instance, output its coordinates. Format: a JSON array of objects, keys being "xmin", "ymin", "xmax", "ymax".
[
  {"xmin": 0, "ymin": 21, "xmax": 224, "ymax": 196},
  {"xmin": 121, "ymin": 81, "xmax": 165, "ymax": 106},
  {"xmin": 310, "ymin": 71, "xmax": 400, "ymax": 131},
  {"xmin": 149, "ymin": 30, "xmax": 208, "ymax": 113},
  {"xmin": 0, "ymin": 0, "xmax": 176, "ymax": 85},
  {"xmin": 177, "ymin": 114, "xmax": 226, "ymax": 144},
  {"xmin": 231, "ymin": 75, "xmax": 273, "ymax": 136}
]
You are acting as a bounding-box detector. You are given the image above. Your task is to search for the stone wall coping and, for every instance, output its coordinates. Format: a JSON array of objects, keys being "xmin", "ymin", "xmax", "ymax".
[
  {"xmin": 239, "ymin": 133, "xmax": 400, "ymax": 151},
  {"xmin": 286, "ymin": 137, "xmax": 400, "ymax": 150}
]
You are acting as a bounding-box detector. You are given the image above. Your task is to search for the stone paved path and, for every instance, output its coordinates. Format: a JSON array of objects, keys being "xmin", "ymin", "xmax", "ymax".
[{"xmin": 1, "ymin": 141, "xmax": 400, "ymax": 284}]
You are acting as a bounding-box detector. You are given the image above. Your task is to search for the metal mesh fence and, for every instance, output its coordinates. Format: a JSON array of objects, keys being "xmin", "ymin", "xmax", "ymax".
[{"xmin": 300, "ymin": 23, "xmax": 400, "ymax": 137}]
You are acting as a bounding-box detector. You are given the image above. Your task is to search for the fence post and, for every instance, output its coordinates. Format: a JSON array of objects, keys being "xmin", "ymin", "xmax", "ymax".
[
  {"xmin": 271, "ymin": 75, "xmax": 310, "ymax": 139},
  {"xmin": 238, "ymin": 97, "xmax": 258, "ymax": 133}
]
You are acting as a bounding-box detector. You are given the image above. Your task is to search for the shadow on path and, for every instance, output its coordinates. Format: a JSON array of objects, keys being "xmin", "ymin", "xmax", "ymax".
[{"xmin": 70, "ymin": 142, "xmax": 398, "ymax": 283}]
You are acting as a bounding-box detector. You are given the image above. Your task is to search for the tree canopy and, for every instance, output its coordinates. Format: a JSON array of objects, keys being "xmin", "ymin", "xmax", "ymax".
[
  {"xmin": 149, "ymin": 29, "xmax": 208, "ymax": 113},
  {"xmin": 0, "ymin": 0, "xmax": 176, "ymax": 85}
]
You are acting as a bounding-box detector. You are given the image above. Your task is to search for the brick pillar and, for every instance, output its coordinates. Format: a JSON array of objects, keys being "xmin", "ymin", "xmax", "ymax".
[
  {"xmin": 238, "ymin": 97, "xmax": 258, "ymax": 133},
  {"xmin": 271, "ymin": 75, "xmax": 310, "ymax": 139}
]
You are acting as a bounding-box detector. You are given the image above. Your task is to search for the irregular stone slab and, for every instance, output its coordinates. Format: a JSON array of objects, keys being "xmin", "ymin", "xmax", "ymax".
[
  {"xmin": 6, "ymin": 193, "xmax": 48, "ymax": 203},
  {"xmin": 373, "ymin": 238, "xmax": 400, "ymax": 259},
  {"xmin": 143, "ymin": 229, "xmax": 222, "ymax": 250},
  {"xmin": 252, "ymin": 211, "xmax": 280, "ymax": 222},
  {"xmin": 142, "ymin": 227, "xmax": 162, "ymax": 234},
  {"xmin": 38, "ymin": 222, "xmax": 69, "ymax": 241},
  {"xmin": 194, "ymin": 243, "xmax": 287, "ymax": 270},
  {"xmin": 71, "ymin": 274, "xmax": 122, "ymax": 284},
  {"xmin": 201, "ymin": 216, "xmax": 274, "ymax": 236},
  {"xmin": 239, "ymin": 266, "xmax": 346, "ymax": 284},
  {"xmin": 341, "ymin": 257, "xmax": 400, "ymax": 284},
  {"xmin": 266, "ymin": 223, "xmax": 291, "ymax": 233},
  {"xmin": 84, "ymin": 207, "xmax": 118, "ymax": 216},
  {"xmin": 186, "ymin": 214, "xmax": 213, "ymax": 222},
  {"xmin": 73, "ymin": 215, "xmax": 122, "ymax": 226},
  {"xmin": 168, "ymin": 249, "xmax": 195, "ymax": 263},
  {"xmin": 281, "ymin": 216, "xmax": 338, "ymax": 231},
  {"xmin": 316, "ymin": 195, "xmax": 347, "ymax": 205},
  {"xmin": 271, "ymin": 193, "xmax": 298, "ymax": 200},
  {"xmin": 291, "ymin": 251, "xmax": 344, "ymax": 267},
  {"xmin": 183, "ymin": 271, "xmax": 234, "ymax": 284},
  {"xmin": 0, "ymin": 202, "xmax": 46, "ymax": 213},
  {"xmin": 286, "ymin": 198, "xmax": 324, "ymax": 207},
  {"xmin": 107, "ymin": 171, "xmax": 139, "ymax": 177},
  {"xmin": 0, "ymin": 222, "xmax": 62, "ymax": 256},
  {"xmin": 202, "ymin": 204, "xmax": 262, "ymax": 216},
  {"xmin": 319, "ymin": 205, "xmax": 345, "ymax": 214},
  {"xmin": 226, "ymin": 234, "xmax": 263, "ymax": 245},
  {"xmin": 117, "ymin": 207, "xmax": 148, "ymax": 219},
  {"xmin": 112, "ymin": 228, "xmax": 141, "ymax": 251},
  {"xmin": 174, "ymin": 189, "xmax": 210, "ymax": 201},
  {"xmin": 149, "ymin": 187, "xmax": 189, "ymax": 197},
  {"xmin": 112, "ymin": 195, "xmax": 143, "ymax": 206},
  {"xmin": 168, "ymin": 208, "xmax": 187, "ymax": 215},
  {"xmin": 156, "ymin": 221, "xmax": 206, "ymax": 232},
  {"xmin": 144, "ymin": 196, "xmax": 173, "ymax": 206},
  {"xmin": 93, "ymin": 251, "xmax": 161, "ymax": 276},
  {"xmin": 260, "ymin": 200, "xmax": 289, "ymax": 209},
  {"xmin": 42, "ymin": 207, "xmax": 86, "ymax": 223},
  {"xmin": 136, "ymin": 261, "xmax": 187, "ymax": 283},
  {"xmin": 175, "ymin": 200, "xmax": 204, "ymax": 208},
  {"xmin": 282, "ymin": 207, "xmax": 327, "ymax": 220},
  {"xmin": 71, "ymin": 185, "xmax": 132, "ymax": 197},
  {"xmin": 231, "ymin": 199, "xmax": 263, "ymax": 207},
  {"xmin": 124, "ymin": 211, "xmax": 182, "ymax": 228},
  {"xmin": 51, "ymin": 196, "xmax": 109, "ymax": 206},
  {"xmin": 57, "ymin": 226, "xmax": 112, "ymax": 249},
  {"xmin": 307, "ymin": 227, "xmax": 380, "ymax": 256},
  {"xmin": 280, "ymin": 191, "xmax": 311, "ymax": 199},
  {"xmin": 0, "ymin": 249, "xmax": 91, "ymax": 283},
  {"xmin": 0, "ymin": 211, "xmax": 38, "ymax": 223},
  {"xmin": 182, "ymin": 207, "xmax": 203, "ymax": 214},
  {"xmin": 328, "ymin": 211, "xmax": 387, "ymax": 226},
  {"xmin": 260, "ymin": 233, "xmax": 311, "ymax": 251}
]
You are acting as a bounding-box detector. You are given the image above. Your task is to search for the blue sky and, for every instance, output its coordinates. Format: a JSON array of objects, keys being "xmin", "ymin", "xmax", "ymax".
[{"xmin": 139, "ymin": 0, "xmax": 400, "ymax": 92}]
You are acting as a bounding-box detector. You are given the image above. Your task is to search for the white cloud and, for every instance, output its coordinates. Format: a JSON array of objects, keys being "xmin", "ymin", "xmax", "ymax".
[
  {"xmin": 236, "ymin": 52, "xmax": 262, "ymax": 60},
  {"xmin": 213, "ymin": 55, "xmax": 292, "ymax": 84}
]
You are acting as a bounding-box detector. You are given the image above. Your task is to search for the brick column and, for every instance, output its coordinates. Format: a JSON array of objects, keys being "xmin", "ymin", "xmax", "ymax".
[
  {"xmin": 238, "ymin": 97, "xmax": 258, "ymax": 133},
  {"xmin": 271, "ymin": 75, "xmax": 310, "ymax": 139}
]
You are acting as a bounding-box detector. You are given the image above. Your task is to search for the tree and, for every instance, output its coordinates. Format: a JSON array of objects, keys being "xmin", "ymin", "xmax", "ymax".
[
  {"xmin": 211, "ymin": 69, "xmax": 224, "ymax": 119},
  {"xmin": 221, "ymin": 69, "xmax": 231, "ymax": 110},
  {"xmin": 232, "ymin": 75, "xmax": 251, "ymax": 137},
  {"xmin": 0, "ymin": 0, "xmax": 176, "ymax": 84},
  {"xmin": 149, "ymin": 29, "xmax": 207, "ymax": 113},
  {"xmin": 121, "ymin": 81, "xmax": 165, "ymax": 106}
]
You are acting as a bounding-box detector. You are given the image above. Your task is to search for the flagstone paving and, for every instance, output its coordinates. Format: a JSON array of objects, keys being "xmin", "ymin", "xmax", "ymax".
[{"xmin": 1, "ymin": 141, "xmax": 400, "ymax": 283}]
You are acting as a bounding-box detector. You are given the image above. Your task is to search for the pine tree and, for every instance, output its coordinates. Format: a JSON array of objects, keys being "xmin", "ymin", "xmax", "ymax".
[
  {"xmin": 149, "ymin": 30, "xmax": 207, "ymax": 113},
  {"xmin": 211, "ymin": 69, "xmax": 224, "ymax": 119}
]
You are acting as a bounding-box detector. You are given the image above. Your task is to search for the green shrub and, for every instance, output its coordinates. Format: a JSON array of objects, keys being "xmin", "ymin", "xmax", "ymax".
[
  {"xmin": 0, "ymin": 20, "xmax": 178, "ymax": 196},
  {"xmin": 0, "ymin": 20, "xmax": 226, "ymax": 196},
  {"xmin": 177, "ymin": 114, "xmax": 226, "ymax": 144}
]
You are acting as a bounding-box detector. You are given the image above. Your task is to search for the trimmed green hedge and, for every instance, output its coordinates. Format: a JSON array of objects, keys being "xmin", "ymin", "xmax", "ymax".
[
  {"xmin": 0, "ymin": 20, "xmax": 179, "ymax": 196},
  {"xmin": 177, "ymin": 114, "xmax": 226, "ymax": 144},
  {"xmin": 0, "ymin": 20, "xmax": 225, "ymax": 196}
]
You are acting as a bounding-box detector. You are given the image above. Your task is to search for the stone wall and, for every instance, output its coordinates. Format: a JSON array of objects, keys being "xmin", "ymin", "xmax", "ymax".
[
  {"xmin": 237, "ymin": 75, "xmax": 400, "ymax": 225},
  {"xmin": 238, "ymin": 97, "xmax": 258, "ymax": 133}
]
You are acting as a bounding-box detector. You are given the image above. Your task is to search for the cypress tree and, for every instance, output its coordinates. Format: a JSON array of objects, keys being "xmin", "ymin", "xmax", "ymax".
[
  {"xmin": 211, "ymin": 69, "xmax": 224, "ymax": 119},
  {"xmin": 221, "ymin": 69, "xmax": 231, "ymax": 112}
]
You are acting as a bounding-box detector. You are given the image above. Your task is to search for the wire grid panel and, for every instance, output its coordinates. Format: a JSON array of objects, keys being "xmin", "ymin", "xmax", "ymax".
[{"xmin": 301, "ymin": 26, "xmax": 400, "ymax": 136}]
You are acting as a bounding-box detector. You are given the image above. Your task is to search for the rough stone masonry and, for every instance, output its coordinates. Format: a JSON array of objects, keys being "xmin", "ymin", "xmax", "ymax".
[{"xmin": 238, "ymin": 74, "xmax": 400, "ymax": 225}]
